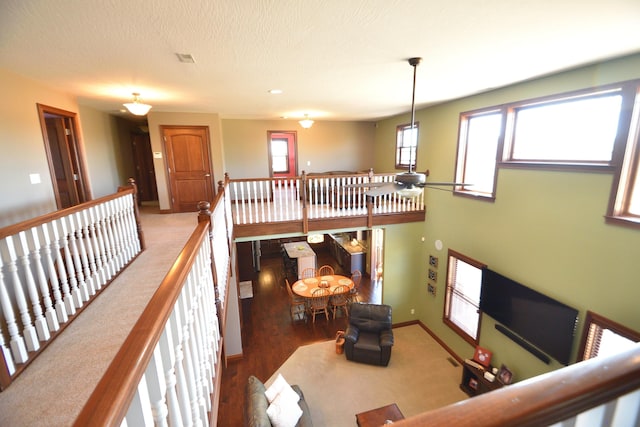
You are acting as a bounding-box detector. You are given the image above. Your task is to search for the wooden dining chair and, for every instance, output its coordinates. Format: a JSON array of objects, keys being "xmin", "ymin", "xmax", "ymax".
[
  {"xmin": 285, "ymin": 279, "xmax": 306, "ymax": 322},
  {"xmin": 317, "ymin": 264, "xmax": 335, "ymax": 276},
  {"xmin": 301, "ymin": 267, "xmax": 317, "ymax": 279},
  {"xmin": 349, "ymin": 270, "xmax": 362, "ymax": 303},
  {"xmin": 330, "ymin": 284, "xmax": 350, "ymax": 319},
  {"xmin": 309, "ymin": 288, "xmax": 330, "ymax": 322}
]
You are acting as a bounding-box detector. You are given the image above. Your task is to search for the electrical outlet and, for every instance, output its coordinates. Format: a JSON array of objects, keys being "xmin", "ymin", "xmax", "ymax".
[
  {"xmin": 428, "ymin": 269, "xmax": 437, "ymax": 282},
  {"xmin": 410, "ymin": 308, "xmax": 415, "ymax": 315}
]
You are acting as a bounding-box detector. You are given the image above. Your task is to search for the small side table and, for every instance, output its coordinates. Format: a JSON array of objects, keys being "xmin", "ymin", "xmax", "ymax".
[{"xmin": 356, "ymin": 403, "xmax": 405, "ymax": 427}]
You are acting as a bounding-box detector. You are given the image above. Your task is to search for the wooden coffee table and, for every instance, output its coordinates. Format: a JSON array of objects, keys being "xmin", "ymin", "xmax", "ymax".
[{"xmin": 356, "ymin": 403, "xmax": 405, "ymax": 426}]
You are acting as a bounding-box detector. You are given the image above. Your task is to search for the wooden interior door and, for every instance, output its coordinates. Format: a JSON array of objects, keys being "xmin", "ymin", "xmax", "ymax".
[
  {"xmin": 130, "ymin": 132, "xmax": 158, "ymax": 202},
  {"xmin": 37, "ymin": 104, "xmax": 90, "ymax": 209},
  {"xmin": 162, "ymin": 126, "xmax": 214, "ymax": 212}
]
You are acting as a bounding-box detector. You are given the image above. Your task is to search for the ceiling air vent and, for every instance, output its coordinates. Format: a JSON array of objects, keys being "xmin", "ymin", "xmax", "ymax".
[{"xmin": 176, "ymin": 53, "xmax": 196, "ymax": 63}]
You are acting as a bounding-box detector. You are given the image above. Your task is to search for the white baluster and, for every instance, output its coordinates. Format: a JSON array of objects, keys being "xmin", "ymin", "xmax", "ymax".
[
  {"xmin": 0, "ymin": 319, "xmax": 16, "ymax": 375},
  {"xmin": 40, "ymin": 222, "xmax": 69, "ymax": 323},
  {"xmin": 193, "ymin": 271, "xmax": 213, "ymax": 402},
  {"xmin": 0, "ymin": 267, "xmax": 27, "ymax": 364},
  {"xmin": 29, "ymin": 227, "xmax": 60, "ymax": 332},
  {"xmin": 3, "ymin": 236, "xmax": 39, "ymax": 352},
  {"xmin": 124, "ymin": 373, "xmax": 154, "ymax": 427},
  {"xmin": 186, "ymin": 271, "xmax": 208, "ymax": 412},
  {"xmin": 100, "ymin": 203, "xmax": 119, "ymax": 276},
  {"xmin": 77, "ymin": 211, "xmax": 99, "ymax": 294},
  {"xmin": 118, "ymin": 196, "xmax": 136, "ymax": 261},
  {"xmin": 109, "ymin": 200, "xmax": 127, "ymax": 268},
  {"xmin": 170, "ymin": 304, "xmax": 193, "ymax": 427},
  {"xmin": 180, "ymin": 290, "xmax": 203, "ymax": 426},
  {"xmin": 115, "ymin": 197, "xmax": 133, "ymax": 263},
  {"xmin": 124, "ymin": 194, "xmax": 141, "ymax": 254},
  {"xmin": 87, "ymin": 207, "xmax": 109, "ymax": 285},
  {"xmin": 108, "ymin": 199, "xmax": 126, "ymax": 269},
  {"xmin": 158, "ymin": 326, "xmax": 183, "ymax": 427},
  {"xmin": 73, "ymin": 212, "xmax": 95, "ymax": 297},
  {"xmin": 16, "ymin": 231, "xmax": 50, "ymax": 342},
  {"xmin": 59, "ymin": 217, "xmax": 83, "ymax": 309},
  {"xmin": 146, "ymin": 345, "xmax": 169, "ymax": 427},
  {"xmin": 200, "ymin": 247, "xmax": 218, "ymax": 373}
]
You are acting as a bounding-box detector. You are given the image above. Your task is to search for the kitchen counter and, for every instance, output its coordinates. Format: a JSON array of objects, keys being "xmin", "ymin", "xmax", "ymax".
[{"xmin": 329, "ymin": 233, "xmax": 366, "ymax": 273}]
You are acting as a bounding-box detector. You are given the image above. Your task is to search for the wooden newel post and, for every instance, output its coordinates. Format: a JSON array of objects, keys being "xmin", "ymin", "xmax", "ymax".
[
  {"xmin": 128, "ymin": 178, "xmax": 146, "ymax": 250},
  {"xmin": 197, "ymin": 201, "xmax": 222, "ymax": 323}
]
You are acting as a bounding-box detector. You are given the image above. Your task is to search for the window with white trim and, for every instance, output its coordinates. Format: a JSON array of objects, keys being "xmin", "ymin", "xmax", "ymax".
[
  {"xmin": 455, "ymin": 110, "xmax": 502, "ymax": 198},
  {"xmin": 270, "ymin": 138, "xmax": 289, "ymax": 173},
  {"xmin": 608, "ymin": 85, "xmax": 640, "ymax": 225},
  {"xmin": 506, "ymin": 90, "xmax": 623, "ymax": 165},
  {"xmin": 396, "ymin": 122, "xmax": 418, "ymax": 169},
  {"xmin": 454, "ymin": 79, "xmax": 640, "ymax": 230},
  {"xmin": 577, "ymin": 311, "xmax": 640, "ymax": 361},
  {"xmin": 443, "ymin": 250, "xmax": 485, "ymax": 344}
]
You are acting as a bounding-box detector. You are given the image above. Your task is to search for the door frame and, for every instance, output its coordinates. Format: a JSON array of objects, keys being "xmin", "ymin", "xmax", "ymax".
[
  {"xmin": 37, "ymin": 103, "xmax": 91, "ymax": 209},
  {"xmin": 267, "ymin": 130, "xmax": 298, "ymax": 178}
]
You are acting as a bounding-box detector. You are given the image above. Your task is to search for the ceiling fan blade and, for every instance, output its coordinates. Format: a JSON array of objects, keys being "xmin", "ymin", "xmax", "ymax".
[{"xmin": 365, "ymin": 183, "xmax": 403, "ymax": 196}]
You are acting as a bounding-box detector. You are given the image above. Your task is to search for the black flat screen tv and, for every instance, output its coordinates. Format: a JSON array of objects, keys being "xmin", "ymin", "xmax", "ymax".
[{"xmin": 480, "ymin": 268, "xmax": 579, "ymax": 365}]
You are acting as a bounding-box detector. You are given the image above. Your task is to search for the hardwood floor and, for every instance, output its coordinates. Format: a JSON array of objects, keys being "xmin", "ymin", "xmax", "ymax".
[{"xmin": 217, "ymin": 246, "xmax": 380, "ymax": 426}]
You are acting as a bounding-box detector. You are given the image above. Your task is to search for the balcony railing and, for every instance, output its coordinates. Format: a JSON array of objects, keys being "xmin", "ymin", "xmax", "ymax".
[
  {"xmin": 2, "ymin": 177, "xmax": 638, "ymax": 426},
  {"xmin": 0, "ymin": 180, "xmax": 143, "ymax": 390},
  {"xmin": 228, "ymin": 170, "xmax": 427, "ymax": 237}
]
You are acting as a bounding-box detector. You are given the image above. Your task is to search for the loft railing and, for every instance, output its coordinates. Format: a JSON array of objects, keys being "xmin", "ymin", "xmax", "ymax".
[
  {"xmin": 5, "ymin": 176, "xmax": 638, "ymax": 426},
  {"xmin": 228, "ymin": 170, "xmax": 426, "ymax": 236},
  {"xmin": 74, "ymin": 187, "xmax": 231, "ymax": 426},
  {"xmin": 396, "ymin": 342, "xmax": 640, "ymax": 427},
  {"xmin": 0, "ymin": 179, "xmax": 143, "ymax": 390}
]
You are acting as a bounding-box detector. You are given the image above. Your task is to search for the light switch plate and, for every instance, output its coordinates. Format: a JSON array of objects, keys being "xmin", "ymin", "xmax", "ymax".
[{"xmin": 29, "ymin": 173, "xmax": 41, "ymax": 184}]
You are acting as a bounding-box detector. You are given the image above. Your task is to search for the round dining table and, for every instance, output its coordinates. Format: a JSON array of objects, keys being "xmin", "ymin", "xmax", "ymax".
[{"xmin": 292, "ymin": 274, "xmax": 354, "ymax": 298}]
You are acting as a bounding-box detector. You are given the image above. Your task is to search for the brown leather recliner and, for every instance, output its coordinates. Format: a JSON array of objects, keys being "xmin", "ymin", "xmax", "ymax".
[{"xmin": 344, "ymin": 303, "xmax": 394, "ymax": 366}]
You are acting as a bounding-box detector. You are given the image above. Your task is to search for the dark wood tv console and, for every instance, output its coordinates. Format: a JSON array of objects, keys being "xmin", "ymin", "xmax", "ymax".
[{"xmin": 460, "ymin": 360, "xmax": 503, "ymax": 397}]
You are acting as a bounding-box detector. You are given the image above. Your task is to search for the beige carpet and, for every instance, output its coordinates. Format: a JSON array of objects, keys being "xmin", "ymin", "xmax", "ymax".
[
  {"xmin": 0, "ymin": 207, "xmax": 197, "ymax": 427},
  {"xmin": 266, "ymin": 324, "xmax": 468, "ymax": 426}
]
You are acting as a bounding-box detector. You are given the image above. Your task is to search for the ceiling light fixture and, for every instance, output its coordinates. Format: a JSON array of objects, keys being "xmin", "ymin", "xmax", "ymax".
[
  {"xmin": 299, "ymin": 114, "xmax": 314, "ymax": 129},
  {"xmin": 123, "ymin": 93, "xmax": 152, "ymax": 116}
]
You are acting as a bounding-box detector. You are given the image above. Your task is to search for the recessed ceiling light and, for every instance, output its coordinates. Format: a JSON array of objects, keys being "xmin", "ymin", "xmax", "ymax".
[
  {"xmin": 176, "ymin": 53, "xmax": 196, "ymax": 63},
  {"xmin": 269, "ymin": 89, "xmax": 283, "ymax": 94}
]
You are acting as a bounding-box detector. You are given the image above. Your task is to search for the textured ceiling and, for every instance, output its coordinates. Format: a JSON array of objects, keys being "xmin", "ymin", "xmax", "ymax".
[{"xmin": 1, "ymin": 0, "xmax": 640, "ymax": 121}]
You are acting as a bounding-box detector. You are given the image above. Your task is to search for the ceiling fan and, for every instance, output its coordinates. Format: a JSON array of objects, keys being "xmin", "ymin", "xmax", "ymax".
[{"xmin": 355, "ymin": 57, "xmax": 470, "ymax": 198}]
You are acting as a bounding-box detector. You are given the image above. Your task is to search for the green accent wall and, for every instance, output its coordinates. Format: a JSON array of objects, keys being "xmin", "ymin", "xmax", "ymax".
[{"xmin": 374, "ymin": 53, "xmax": 640, "ymax": 381}]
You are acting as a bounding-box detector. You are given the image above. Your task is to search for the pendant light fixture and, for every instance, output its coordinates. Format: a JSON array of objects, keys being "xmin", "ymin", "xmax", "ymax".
[
  {"xmin": 123, "ymin": 92, "xmax": 152, "ymax": 116},
  {"xmin": 299, "ymin": 114, "xmax": 314, "ymax": 129}
]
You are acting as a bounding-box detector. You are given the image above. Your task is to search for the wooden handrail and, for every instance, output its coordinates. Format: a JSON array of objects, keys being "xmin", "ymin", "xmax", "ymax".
[
  {"xmin": 73, "ymin": 221, "xmax": 210, "ymax": 426},
  {"xmin": 0, "ymin": 183, "xmax": 137, "ymax": 240},
  {"xmin": 395, "ymin": 343, "xmax": 640, "ymax": 427}
]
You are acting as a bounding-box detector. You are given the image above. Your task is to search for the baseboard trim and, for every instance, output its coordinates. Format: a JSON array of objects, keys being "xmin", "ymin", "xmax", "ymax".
[{"xmin": 416, "ymin": 320, "xmax": 465, "ymax": 366}]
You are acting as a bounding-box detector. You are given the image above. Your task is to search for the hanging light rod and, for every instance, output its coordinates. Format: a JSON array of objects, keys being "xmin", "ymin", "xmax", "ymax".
[{"xmin": 407, "ymin": 57, "xmax": 422, "ymax": 174}]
